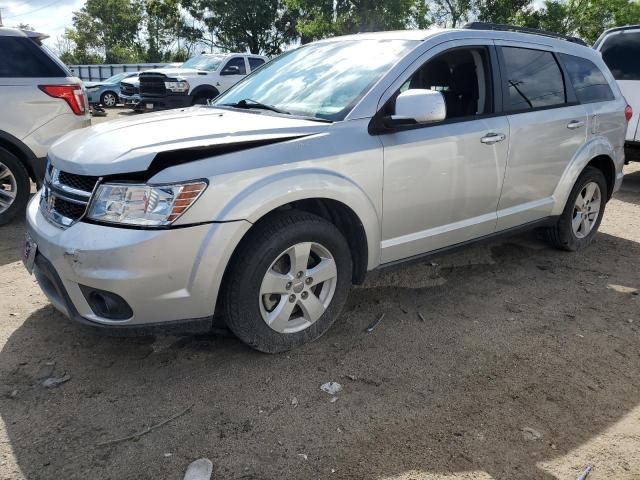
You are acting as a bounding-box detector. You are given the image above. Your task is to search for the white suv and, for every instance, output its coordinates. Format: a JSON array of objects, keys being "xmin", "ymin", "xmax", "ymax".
[
  {"xmin": 594, "ymin": 25, "xmax": 640, "ymax": 162},
  {"xmin": 0, "ymin": 27, "xmax": 90, "ymax": 225},
  {"xmin": 25, "ymin": 25, "xmax": 628, "ymax": 352},
  {"xmin": 135, "ymin": 53, "xmax": 268, "ymax": 111}
]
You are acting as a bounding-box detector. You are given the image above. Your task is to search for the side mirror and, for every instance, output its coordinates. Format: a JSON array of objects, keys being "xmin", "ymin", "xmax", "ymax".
[
  {"xmin": 221, "ymin": 65, "xmax": 241, "ymax": 76},
  {"xmin": 388, "ymin": 89, "xmax": 446, "ymax": 126}
]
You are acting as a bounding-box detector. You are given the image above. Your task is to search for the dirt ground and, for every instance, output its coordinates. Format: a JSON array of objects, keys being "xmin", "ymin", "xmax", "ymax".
[{"xmin": 1, "ymin": 108, "xmax": 639, "ymax": 480}]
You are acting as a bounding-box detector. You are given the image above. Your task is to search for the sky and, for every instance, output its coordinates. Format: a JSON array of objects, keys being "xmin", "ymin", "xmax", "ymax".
[{"xmin": 0, "ymin": 0, "xmax": 84, "ymax": 47}]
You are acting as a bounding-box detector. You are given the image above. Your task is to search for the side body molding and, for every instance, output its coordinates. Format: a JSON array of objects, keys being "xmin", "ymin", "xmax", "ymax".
[{"xmin": 551, "ymin": 135, "xmax": 620, "ymax": 216}]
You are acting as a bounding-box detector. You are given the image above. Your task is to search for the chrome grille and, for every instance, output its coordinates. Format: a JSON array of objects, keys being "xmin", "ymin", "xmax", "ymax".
[{"xmin": 40, "ymin": 165, "xmax": 99, "ymax": 228}]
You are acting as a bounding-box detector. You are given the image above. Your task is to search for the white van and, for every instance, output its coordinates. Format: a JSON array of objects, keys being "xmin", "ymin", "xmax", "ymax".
[{"xmin": 595, "ymin": 25, "xmax": 640, "ymax": 162}]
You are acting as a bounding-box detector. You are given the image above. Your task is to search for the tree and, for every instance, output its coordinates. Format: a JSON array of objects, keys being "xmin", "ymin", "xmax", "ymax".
[
  {"xmin": 183, "ymin": 0, "xmax": 298, "ymax": 55},
  {"xmin": 474, "ymin": 0, "xmax": 533, "ymax": 24},
  {"xmin": 287, "ymin": 0, "xmax": 429, "ymax": 41},
  {"xmin": 430, "ymin": 0, "xmax": 472, "ymax": 27},
  {"xmin": 70, "ymin": 0, "xmax": 144, "ymax": 63},
  {"xmin": 144, "ymin": 0, "xmax": 182, "ymax": 61}
]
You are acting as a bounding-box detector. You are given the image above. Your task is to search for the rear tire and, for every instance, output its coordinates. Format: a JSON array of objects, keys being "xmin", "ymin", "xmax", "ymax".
[
  {"xmin": 544, "ymin": 166, "xmax": 607, "ymax": 251},
  {"xmin": 223, "ymin": 211, "xmax": 352, "ymax": 353},
  {"xmin": 0, "ymin": 147, "xmax": 30, "ymax": 226}
]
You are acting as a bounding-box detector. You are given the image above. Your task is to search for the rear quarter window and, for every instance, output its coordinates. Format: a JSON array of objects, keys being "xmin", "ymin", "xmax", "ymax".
[
  {"xmin": 559, "ymin": 53, "xmax": 615, "ymax": 103},
  {"xmin": 599, "ymin": 31, "xmax": 640, "ymax": 81},
  {"xmin": 0, "ymin": 36, "xmax": 67, "ymax": 78},
  {"xmin": 501, "ymin": 47, "xmax": 566, "ymax": 111}
]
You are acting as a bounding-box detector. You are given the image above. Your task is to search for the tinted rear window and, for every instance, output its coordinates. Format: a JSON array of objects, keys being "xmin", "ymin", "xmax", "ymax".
[
  {"xmin": 559, "ymin": 53, "xmax": 614, "ymax": 103},
  {"xmin": 600, "ymin": 30, "xmax": 640, "ymax": 81},
  {"xmin": 0, "ymin": 37, "xmax": 67, "ymax": 78},
  {"xmin": 501, "ymin": 47, "xmax": 566, "ymax": 111},
  {"xmin": 248, "ymin": 57, "xmax": 265, "ymax": 70}
]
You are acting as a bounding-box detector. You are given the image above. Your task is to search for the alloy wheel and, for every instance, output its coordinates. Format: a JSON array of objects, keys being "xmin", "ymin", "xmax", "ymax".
[
  {"xmin": 0, "ymin": 162, "xmax": 17, "ymax": 214},
  {"xmin": 103, "ymin": 93, "xmax": 117, "ymax": 107},
  {"xmin": 572, "ymin": 181, "xmax": 601, "ymax": 239},
  {"xmin": 259, "ymin": 242, "xmax": 338, "ymax": 334}
]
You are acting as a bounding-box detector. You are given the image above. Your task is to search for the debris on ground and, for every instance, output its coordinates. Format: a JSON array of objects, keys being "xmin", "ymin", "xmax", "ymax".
[
  {"xmin": 417, "ymin": 312, "xmax": 426, "ymax": 322},
  {"xmin": 366, "ymin": 313, "xmax": 385, "ymax": 333},
  {"xmin": 320, "ymin": 382, "xmax": 342, "ymax": 395},
  {"xmin": 330, "ymin": 397, "xmax": 338, "ymax": 403},
  {"xmin": 42, "ymin": 374, "xmax": 71, "ymax": 388},
  {"xmin": 578, "ymin": 464, "xmax": 593, "ymax": 480},
  {"xmin": 98, "ymin": 404, "xmax": 194, "ymax": 446},
  {"xmin": 183, "ymin": 458, "xmax": 213, "ymax": 480},
  {"xmin": 297, "ymin": 453, "xmax": 308, "ymax": 461},
  {"xmin": 291, "ymin": 397, "xmax": 298, "ymax": 408},
  {"xmin": 521, "ymin": 427, "xmax": 543, "ymax": 441}
]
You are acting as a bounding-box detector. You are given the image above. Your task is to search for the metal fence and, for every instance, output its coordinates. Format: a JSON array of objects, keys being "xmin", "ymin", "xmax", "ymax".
[{"xmin": 67, "ymin": 63, "xmax": 175, "ymax": 81}]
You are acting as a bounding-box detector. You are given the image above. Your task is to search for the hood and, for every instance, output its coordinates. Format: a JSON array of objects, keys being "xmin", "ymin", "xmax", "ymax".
[
  {"xmin": 142, "ymin": 68, "xmax": 205, "ymax": 78},
  {"xmin": 83, "ymin": 81, "xmax": 104, "ymax": 88},
  {"xmin": 121, "ymin": 77, "xmax": 140, "ymax": 86},
  {"xmin": 49, "ymin": 107, "xmax": 329, "ymax": 176}
]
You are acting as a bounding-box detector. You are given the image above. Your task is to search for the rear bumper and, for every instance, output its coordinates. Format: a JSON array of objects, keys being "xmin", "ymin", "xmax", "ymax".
[{"xmin": 625, "ymin": 140, "xmax": 640, "ymax": 162}]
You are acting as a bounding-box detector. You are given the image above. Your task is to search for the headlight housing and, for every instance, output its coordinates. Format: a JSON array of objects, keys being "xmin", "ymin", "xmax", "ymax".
[
  {"xmin": 87, "ymin": 181, "xmax": 207, "ymax": 227},
  {"xmin": 164, "ymin": 80, "xmax": 190, "ymax": 93}
]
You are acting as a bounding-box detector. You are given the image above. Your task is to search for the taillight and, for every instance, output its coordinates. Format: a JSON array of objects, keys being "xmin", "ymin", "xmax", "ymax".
[
  {"xmin": 38, "ymin": 85, "xmax": 87, "ymax": 115},
  {"xmin": 625, "ymin": 104, "xmax": 633, "ymax": 122}
]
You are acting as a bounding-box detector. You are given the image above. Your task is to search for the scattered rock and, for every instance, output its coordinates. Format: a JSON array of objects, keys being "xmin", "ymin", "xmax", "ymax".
[
  {"xmin": 42, "ymin": 374, "xmax": 71, "ymax": 388},
  {"xmin": 164, "ymin": 453, "xmax": 173, "ymax": 457},
  {"xmin": 521, "ymin": 427, "xmax": 543, "ymax": 441},
  {"xmin": 297, "ymin": 453, "xmax": 308, "ymax": 461},
  {"xmin": 330, "ymin": 397, "xmax": 338, "ymax": 403},
  {"xmin": 183, "ymin": 458, "xmax": 213, "ymax": 480},
  {"xmin": 320, "ymin": 382, "xmax": 342, "ymax": 395},
  {"xmin": 291, "ymin": 397, "xmax": 298, "ymax": 408}
]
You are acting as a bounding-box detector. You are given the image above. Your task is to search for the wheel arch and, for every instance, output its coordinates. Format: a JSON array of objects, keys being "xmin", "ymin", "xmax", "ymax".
[
  {"xmin": 551, "ymin": 137, "xmax": 620, "ymax": 216},
  {"xmin": 190, "ymin": 84, "xmax": 220, "ymax": 101},
  {"xmin": 0, "ymin": 130, "xmax": 41, "ymax": 184}
]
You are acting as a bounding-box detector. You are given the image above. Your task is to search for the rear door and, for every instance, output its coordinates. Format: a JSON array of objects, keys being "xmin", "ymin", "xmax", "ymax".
[
  {"xmin": 495, "ymin": 43, "xmax": 588, "ymax": 230},
  {"xmin": 596, "ymin": 29, "xmax": 640, "ymax": 141}
]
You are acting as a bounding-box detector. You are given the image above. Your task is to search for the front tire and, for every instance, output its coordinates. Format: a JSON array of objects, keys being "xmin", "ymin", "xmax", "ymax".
[
  {"xmin": 0, "ymin": 147, "xmax": 30, "ymax": 226},
  {"xmin": 544, "ymin": 166, "xmax": 607, "ymax": 251},
  {"xmin": 100, "ymin": 91, "xmax": 118, "ymax": 108},
  {"xmin": 223, "ymin": 211, "xmax": 352, "ymax": 353}
]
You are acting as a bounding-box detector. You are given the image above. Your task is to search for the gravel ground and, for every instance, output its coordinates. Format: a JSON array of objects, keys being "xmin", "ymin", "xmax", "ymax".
[{"xmin": 1, "ymin": 108, "xmax": 639, "ymax": 480}]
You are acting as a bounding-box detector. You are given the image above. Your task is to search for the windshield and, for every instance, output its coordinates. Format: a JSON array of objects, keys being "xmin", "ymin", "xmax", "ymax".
[
  {"xmin": 214, "ymin": 39, "xmax": 419, "ymax": 121},
  {"xmin": 105, "ymin": 72, "xmax": 134, "ymax": 84},
  {"xmin": 182, "ymin": 55, "xmax": 225, "ymax": 72}
]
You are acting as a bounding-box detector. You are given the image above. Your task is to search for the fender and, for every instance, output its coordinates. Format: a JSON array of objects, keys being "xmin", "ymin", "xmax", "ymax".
[
  {"xmin": 551, "ymin": 135, "xmax": 619, "ymax": 216},
  {"xmin": 0, "ymin": 129, "xmax": 43, "ymax": 184},
  {"xmin": 216, "ymin": 168, "xmax": 382, "ymax": 270}
]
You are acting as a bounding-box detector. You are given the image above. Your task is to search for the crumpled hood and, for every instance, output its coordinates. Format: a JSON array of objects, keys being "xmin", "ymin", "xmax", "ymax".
[
  {"xmin": 48, "ymin": 107, "xmax": 328, "ymax": 176},
  {"xmin": 142, "ymin": 68, "xmax": 204, "ymax": 78},
  {"xmin": 83, "ymin": 81, "xmax": 104, "ymax": 88}
]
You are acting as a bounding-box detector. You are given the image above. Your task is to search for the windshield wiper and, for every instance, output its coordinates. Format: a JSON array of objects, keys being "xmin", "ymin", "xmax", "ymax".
[{"xmin": 222, "ymin": 98, "xmax": 290, "ymax": 115}]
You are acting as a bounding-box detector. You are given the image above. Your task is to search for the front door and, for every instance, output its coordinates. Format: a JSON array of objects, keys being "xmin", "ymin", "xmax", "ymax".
[
  {"xmin": 380, "ymin": 44, "xmax": 509, "ymax": 264},
  {"xmin": 218, "ymin": 57, "xmax": 247, "ymax": 93}
]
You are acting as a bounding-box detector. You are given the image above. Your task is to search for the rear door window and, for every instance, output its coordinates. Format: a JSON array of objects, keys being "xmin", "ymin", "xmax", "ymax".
[
  {"xmin": 559, "ymin": 53, "xmax": 614, "ymax": 103},
  {"xmin": 599, "ymin": 31, "xmax": 640, "ymax": 80},
  {"xmin": 500, "ymin": 47, "xmax": 566, "ymax": 111},
  {"xmin": 0, "ymin": 37, "xmax": 67, "ymax": 78},
  {"xmin": 248, "ymin": 57, "xmax": 266, "ymax": 71}
]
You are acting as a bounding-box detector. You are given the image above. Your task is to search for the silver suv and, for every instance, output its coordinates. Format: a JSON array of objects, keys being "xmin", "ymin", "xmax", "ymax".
[
  {"xmin": 25, "ymin": 25, "xmax": 628, "ymax": 352},
  {"xmin": 0, "ymin": 27, "xmax": 90, "ymax": 225}
]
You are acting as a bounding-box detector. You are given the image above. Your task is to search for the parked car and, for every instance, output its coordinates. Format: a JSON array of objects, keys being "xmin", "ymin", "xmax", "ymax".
[
  {"xmin": 25, "ymin": 24, "xmax": 628, "ymax": 352},
  {"xmin": 84, "ymin": 71, "xmax": 139, "ymax": 107},
  {"xmin": 0, "ymin": 27, "xmax": 90, "ymax": 225},
  {"xmin": 594, "ymin": 25, "xmax": 640, "ymax": 162},
  {"xmin": 119, "ymin": 75, "xmax": 141, "ymax": 108},
  {"xmin": 135, "ymin": 53, "xmax": 268, "ymax": 111}
]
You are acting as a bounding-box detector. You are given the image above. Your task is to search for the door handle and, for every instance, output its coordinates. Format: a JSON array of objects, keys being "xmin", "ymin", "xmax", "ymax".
[
  {"xmin": 480, "ymin": 133, "xmax": 506, "ymax": 145},
  {"xmin": 567, "ymin": 120, "xmax": 585, "ymax": 129}
]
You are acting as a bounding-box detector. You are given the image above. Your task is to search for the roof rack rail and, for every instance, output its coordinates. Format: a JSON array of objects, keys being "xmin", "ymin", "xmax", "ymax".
[{"xmin": 463, "ymin": 22, "xmax": 588, "ymax": 46}]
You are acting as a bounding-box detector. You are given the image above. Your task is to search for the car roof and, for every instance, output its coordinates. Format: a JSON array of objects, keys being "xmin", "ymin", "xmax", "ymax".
[
  {"xmin": 594, "ymin": 24, "xmax": 640, "ymax": 49},
  {"xmin": 0, "ymin": 27, "xmax": 48, "ymax": 40},
  {"xmin": 315, "ymin": 27, "xmax": 597, "ymax": 58}
]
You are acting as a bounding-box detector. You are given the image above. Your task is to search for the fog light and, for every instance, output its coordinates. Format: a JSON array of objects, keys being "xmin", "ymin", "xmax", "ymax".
[{"xmin": 80, "ymin": 286, "xmax": 133, "ymax": 320}]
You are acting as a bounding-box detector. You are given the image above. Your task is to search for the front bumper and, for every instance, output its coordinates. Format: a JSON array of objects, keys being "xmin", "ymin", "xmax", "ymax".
[
  {"xmin": 119, "ymin": 93, "xmax": 140, "ymax": 107},
  {"xmin": 135, "ymin": 93, "xmax": 192, "ymax": 111},
  {"xmin": 25, "ymin": 192, "xmax": 250, "ymax": 333}
]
